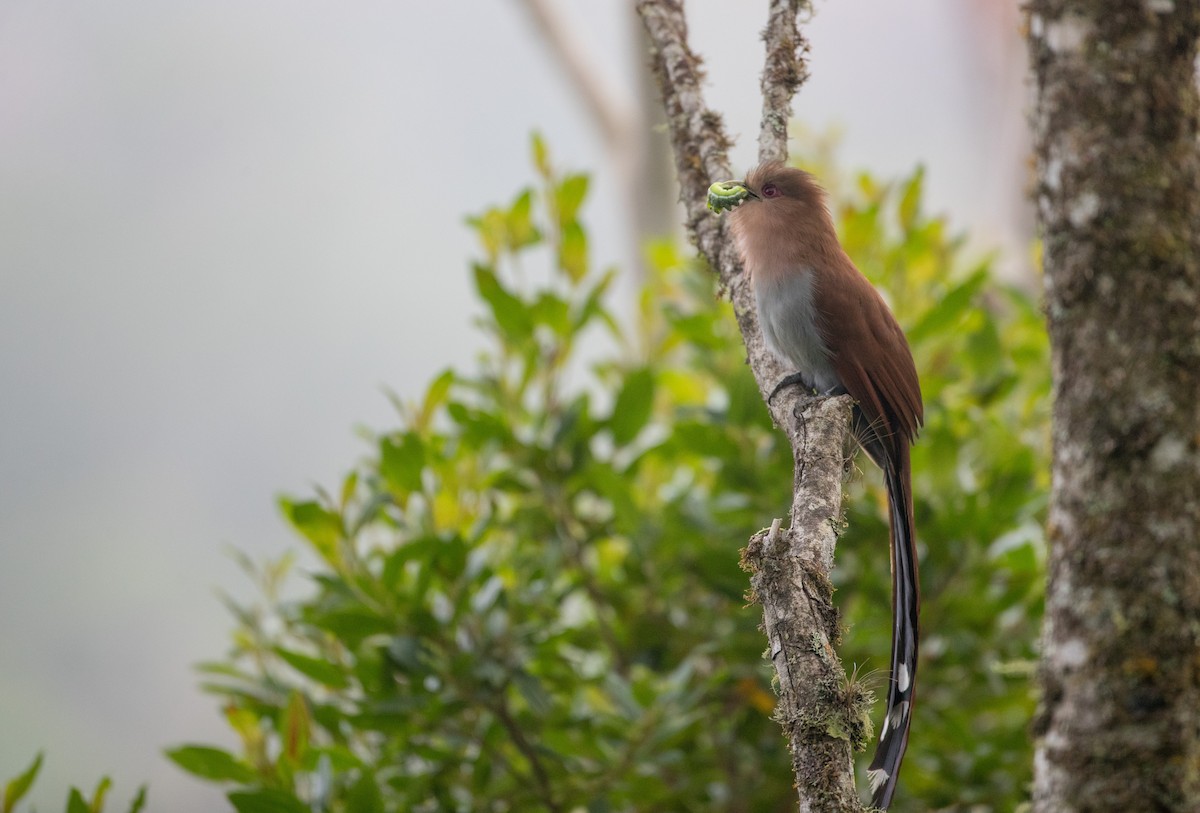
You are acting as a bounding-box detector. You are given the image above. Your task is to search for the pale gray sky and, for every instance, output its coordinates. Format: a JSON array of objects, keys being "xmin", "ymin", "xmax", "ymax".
[{"xmin": 0, "ymin": 1, "xmax": 1025, "ymax": 809}]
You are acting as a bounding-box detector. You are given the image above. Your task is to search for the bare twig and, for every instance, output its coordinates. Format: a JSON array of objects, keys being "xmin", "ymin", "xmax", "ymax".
[
  {"xmin": 515, "ymin": 0, "xmax": 635, "ymax": 153},
  {"xmin": 637, "ymin": 1, "xmax": 862, "ymax": 809}
]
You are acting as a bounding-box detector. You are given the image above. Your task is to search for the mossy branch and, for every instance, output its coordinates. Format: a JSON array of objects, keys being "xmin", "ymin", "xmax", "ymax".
[{"xmin": 637, "ymin": 1, "xmax": 863, "ymax": 809}]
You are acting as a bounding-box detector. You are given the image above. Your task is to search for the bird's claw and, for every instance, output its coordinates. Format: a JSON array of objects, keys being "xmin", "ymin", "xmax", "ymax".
[{"xmin": 767, "ymin": 372, "xmax": 814, "ymax": 405}]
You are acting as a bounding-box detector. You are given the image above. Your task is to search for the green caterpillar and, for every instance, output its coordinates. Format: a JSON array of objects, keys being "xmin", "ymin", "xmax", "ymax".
[{"xmin": 707, "ymin": 181, "xmax": 751, "ymax": 214}]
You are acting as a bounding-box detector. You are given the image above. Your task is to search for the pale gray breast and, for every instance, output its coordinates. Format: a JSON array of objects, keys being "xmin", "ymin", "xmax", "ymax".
[{"xmin": 754, "ymin": 267, "xmax": 841, "ymax": 393}]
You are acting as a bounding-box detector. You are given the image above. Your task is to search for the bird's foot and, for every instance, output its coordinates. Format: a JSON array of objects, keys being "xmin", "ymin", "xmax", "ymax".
[{"xmin": 767, "ymin": 372, "xmax": 815, "ymax": 405}]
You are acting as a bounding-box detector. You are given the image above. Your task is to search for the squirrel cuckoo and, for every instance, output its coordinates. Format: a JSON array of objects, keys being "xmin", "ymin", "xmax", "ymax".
[{"xmin": 708, "ymin": 163, "xmax": 923, "ymax": 809}]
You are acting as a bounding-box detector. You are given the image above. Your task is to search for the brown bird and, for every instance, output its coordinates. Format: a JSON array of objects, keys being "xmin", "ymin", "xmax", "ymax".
[{"xmin": 710, "ymin": 162, "xmax": 923, "ymax": 809}]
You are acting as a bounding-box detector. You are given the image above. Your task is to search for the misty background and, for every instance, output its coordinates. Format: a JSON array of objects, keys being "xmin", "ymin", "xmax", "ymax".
[{"xmin": 0, "ymin": 1, "xmax": 1025, "ymax": 808}]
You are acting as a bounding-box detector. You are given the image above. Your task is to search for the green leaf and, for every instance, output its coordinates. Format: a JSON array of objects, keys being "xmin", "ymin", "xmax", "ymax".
[
  {"xmin": 604, "ymin": 672, "xmax": 642, "ymax": 719},
  {"xmin": 667, "ymin": 312, "xmax": 724, "ymax": 350},
  {"xmin": 278, "ymin": 498, "xmax": 341, "ymax": 565},
  {"xmin": 345, "ymin": 771, "xmax": 385, "ymax": 813},
  {"xmin": 273, "ymin": 647, "xmax": 349, "ymax": 689},
  {"xmin": 310, "ymin": 746, "xmax": 364, "ymax": 772},
  {"xmin": 531, "ymin": 292, "xmax": 571, "ymax": 338},
  {"xmin": 379, "ymin": 432, "xmax": 425, "ymax": 495},
  {"xmin": 672, "ymin": 420, "xmax": 739, "ymax": 459},
  {"xmin": 967, "ymin": 311, "xmax": 1004, "ymax": 375},
  {"xmin": 464, "ymin": 208, "xmax": 506, "ymax": 261},
  {"xmin": 126, "ymin": 787, "xmax": 148, "ymax": 813},
  {"xmin": 553, "ymin": 392, "xmax": 594, "ymax": 450},
  {"xmin": 303, "ymin": 606, "xmax": 393, "ymax": 646},
  {"xmin": 66, "ymin": 789, "xmax": 89, "ymax": 813},
  {"xmin": 417, "ymin": 368, "xmax": 455, "ymax": 429},
  {"xmin": 907, "ymin": 268, "xmax": 987, "ymax": 345},
  {"xmin": 446, "ymin": 401, "xmax": 513, "ymax": 446},
  {"xmin": 645, "ymin": 237, "xmax": 681, "ymax": 273},
  {"xmin": 574, "ymin": 269, "xmax": 616, "ymax": 333},
  {"xmin": 338, "ymin": 470, "xmax": 358, "ymax": 509},
  {"xmin": 558, "ymin": 222, "xmax": 588, "ymax": 282},
  {"xmin": 227, "ymin": 788, "xmax": 309, "ymax": 813},
  {"xmin": 280, "ymin": 691, "xmax": 311, "ymax": 764},
  {"xmin": 555, "ymin": 173, "xmax": 589, "ymax": 226},
  {"xmin": 88, "ymin": 777, "xmax": 111, "ymax": 813},
  {"xmin": 385, "ymin": 634, "xmax": 425, "ymax": 672},
  {"xmin": 531, "ymin": 131, "xmax": 550, "ymax": 178},
  {"xmin": 899, "ymin": 166, "xmax": 925, "ymax": 230},
  {"xmin": 166, "ymin": 746, "xmax": 258, "ymax": 784},
  {"xmin": 726, "ymin": 367, "xmax": 767, "ymax": 428},
  {"xmin": 513, "ymin": 670, "xmax": 553, "ymax": 715},
  {"xmin": 3, "ymin": 752, "xmax": 42, "ymax": 813},
  {"xmin": 473, "ymin": 264, "xmax": 533, "ymax": 342},
  {"xmin": 609, "ymin": 367, "xmax": 655, "ymax": 445},
  {"xmin": 505, "ymin": 189, "xmax": 541, "ymax": 250}
]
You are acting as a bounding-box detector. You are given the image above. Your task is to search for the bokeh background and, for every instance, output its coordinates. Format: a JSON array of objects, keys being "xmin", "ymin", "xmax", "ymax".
[{"xmin": 0, "ymin": 1, "xmax": 1026, "ymax": 808}]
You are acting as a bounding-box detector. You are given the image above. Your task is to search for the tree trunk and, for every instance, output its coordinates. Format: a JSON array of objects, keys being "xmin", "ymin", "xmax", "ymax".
[{"xmin": 1028, "ymin": 3, "xmax": 1200, "ymax": 811}]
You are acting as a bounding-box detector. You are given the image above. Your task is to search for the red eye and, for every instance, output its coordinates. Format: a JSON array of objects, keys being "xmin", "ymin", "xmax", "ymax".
[{"xmin": 761, "ymin": 183, "xmax": 781, "ymax": 198}]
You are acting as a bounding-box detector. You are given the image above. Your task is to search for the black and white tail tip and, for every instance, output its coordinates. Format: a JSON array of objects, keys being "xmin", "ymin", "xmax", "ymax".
[{"xmin": 867, "ymin": 644, "xmax": 916, "ymax": 806}]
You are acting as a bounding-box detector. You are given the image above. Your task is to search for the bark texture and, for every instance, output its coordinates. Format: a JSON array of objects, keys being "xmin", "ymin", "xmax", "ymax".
[
  {"xmin": 638, "ymin": 2, "xmax": 865, "ymax": 810},
  {"xmin": 1028, "ymin": 2, "xmax": 1200, "ymax": 811}
]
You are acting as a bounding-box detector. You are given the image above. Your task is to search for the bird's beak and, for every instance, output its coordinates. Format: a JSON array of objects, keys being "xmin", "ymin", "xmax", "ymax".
[{"xmin": 707, "ymin": 180, "xmax": 756, "ymax": 214}]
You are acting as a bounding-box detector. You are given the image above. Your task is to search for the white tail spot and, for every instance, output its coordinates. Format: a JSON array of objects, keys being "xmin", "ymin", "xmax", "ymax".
[
  {"xmin": 868, "ymin": 767, "xmax": 889, "ymax": 794},
  {"xmin": 897, "ymin": 662, "xmax": 910, "ymax": 693},
  {"xmin": 888, "ymin": 700, "xmax": 910, "ymax": 735}
]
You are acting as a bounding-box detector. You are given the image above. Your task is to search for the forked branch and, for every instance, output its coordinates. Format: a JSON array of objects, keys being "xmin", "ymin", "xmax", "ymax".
[{"xmin": 637, "ymin": 1, "xmax": 863, "ymax": 809}]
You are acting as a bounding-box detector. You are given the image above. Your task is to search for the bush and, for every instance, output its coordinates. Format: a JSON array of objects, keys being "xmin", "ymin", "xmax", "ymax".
[
  {"xmin": 3, "ymin": 753, "xmax": 146, "ymax": 813},
  {"xmin": 172, "ymin": 139, "xmax": 1049, "ymax": 813}
]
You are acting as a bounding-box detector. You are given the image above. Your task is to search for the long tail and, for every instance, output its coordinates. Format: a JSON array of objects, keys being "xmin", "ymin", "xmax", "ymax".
[{"xmin": 855, "ymin": 415, "xmax": 919, "ymax": 811}]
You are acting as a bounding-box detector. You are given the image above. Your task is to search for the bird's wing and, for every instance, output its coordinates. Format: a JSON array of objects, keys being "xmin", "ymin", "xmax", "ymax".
[{"xmin": 817, "ymin": 267, "xmax": 923, "ymax": 447}]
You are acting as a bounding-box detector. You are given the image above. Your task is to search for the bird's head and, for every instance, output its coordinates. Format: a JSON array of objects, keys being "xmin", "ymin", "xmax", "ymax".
[
  {"xmin": 706, "ymin": 162, "xmax": 827, "ymax": 217},
  {"xmin": 708, "ymin": 163, "xmax": 838, "ymax": 271}
]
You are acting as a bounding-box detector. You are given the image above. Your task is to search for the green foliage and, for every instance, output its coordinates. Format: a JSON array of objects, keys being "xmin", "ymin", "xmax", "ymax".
[
  {"xmin": 3, "ymin": 753, "xmax": 41, "ymax": 813},
  {"xmin": 3, "ymin": 754, "xmax": 146, "ymax": 813},
  {"xmin": 178, "ymin": 140, "xmax": 1049, "ymax": 812}
]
